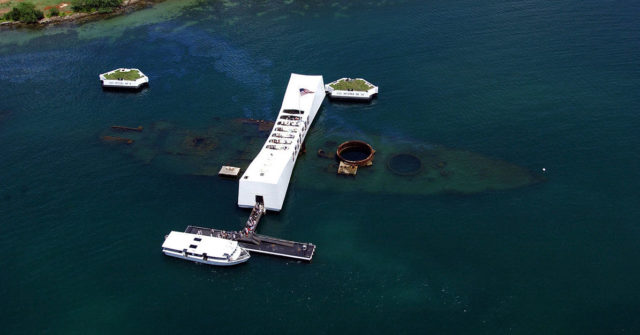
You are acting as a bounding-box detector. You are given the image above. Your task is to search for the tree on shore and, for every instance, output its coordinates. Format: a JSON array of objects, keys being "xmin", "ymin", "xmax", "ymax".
[
  {"xmin": 49, "ymin": 7, "xmax": 60, "ymax": 17},
  {"xmin": 3, "ymin": 2, "xmax": 44, "ymax": 23},
  {"xmin": 71, "ymin": 0, "xmax": 123, "ymax": 13}
]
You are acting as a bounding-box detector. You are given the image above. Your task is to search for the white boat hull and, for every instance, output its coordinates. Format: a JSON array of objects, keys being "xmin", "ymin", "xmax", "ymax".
[
  {"xmin": 161, "ymin": 231, "xmax": 250, "ymax": 266},
  {"xmin": 163, "ymin": 249, "xmax": 250, "ymax": 266}
]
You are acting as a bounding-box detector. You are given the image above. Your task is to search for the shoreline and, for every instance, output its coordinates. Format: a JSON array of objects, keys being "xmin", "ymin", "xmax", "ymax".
[{"xmin": 0, "ymin": 0, "xmax": 162, "ymax": 28}]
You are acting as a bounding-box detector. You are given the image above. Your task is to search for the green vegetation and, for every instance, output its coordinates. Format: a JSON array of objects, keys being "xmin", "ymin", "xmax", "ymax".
[
  {"xmin": 3, "ymin": 2, "xmax": 44, "ymax": 23},
  {"xmin": 71, "ymin": 0, "xmax": 122, "ymax": 13},
  {"xmin": 1, "ymin": 0, "xmax": 63, "ymax": 18},
  {"xmin": 103, "ymin": 69, "xmax": 143, "ymax": 81},
  {"xmin": 1, "ymin": 0, "xmax": 63, "ymax": 9},
  {"xmin": 1, "ymin": 0, "xmax": 127, "ymax": 23},
  {"xmin": 329, "ymin": 79, "xmax": 372, "ymax": 92}
]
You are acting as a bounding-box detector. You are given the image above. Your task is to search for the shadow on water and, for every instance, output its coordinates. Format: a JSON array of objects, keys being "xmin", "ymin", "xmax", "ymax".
[{"xmin": 101, "ymin": 84, "xmax": 150, "ymax": 94}]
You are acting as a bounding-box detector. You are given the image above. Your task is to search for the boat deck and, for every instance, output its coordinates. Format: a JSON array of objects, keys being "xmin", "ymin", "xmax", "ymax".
[{"xmin": 185, "ymin": 225, "xmax": 316, "ymax": 261}]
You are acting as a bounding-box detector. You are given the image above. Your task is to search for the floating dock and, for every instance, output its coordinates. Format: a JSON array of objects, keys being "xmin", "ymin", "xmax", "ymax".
[
  {"xmin": 184, "ymin": 225, "xmax": 316, "ymax": 261},
  {"xmin": 218, "ymin": 166, "xmax": 241, "ymax": 178},
  {"xmin": 182, "ymin": 202, "xmax": 316, "ymax": 261}
]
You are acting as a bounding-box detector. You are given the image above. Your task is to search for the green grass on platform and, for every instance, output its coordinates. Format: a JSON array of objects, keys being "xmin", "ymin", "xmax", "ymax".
[
  {"xmin": 329, "ymin": 79, "xmax": 372, "ymax": 92},
  {"xmin": 103, "ymin": 69, "xmax": 143, "ymax": 81}
]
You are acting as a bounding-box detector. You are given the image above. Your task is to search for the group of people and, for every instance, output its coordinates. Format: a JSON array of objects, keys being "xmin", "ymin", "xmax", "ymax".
[
  {"xmin": 245, "ymin": 203, "xmax": 264, "ymax": 233},
  {"xmin": 217, "ymin": 202, "xmax": 265, "ymax": 238},
  {"xmin": 218, "ymin": 230, "xmax": 238, "ymax": 240}
]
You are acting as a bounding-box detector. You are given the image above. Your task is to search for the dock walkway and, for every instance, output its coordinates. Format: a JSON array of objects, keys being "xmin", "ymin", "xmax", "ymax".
[
  {"xmin": 185, "ymin": 225, "xmax": 316, "ymax": 261},
  {"xmin": 244, "ymin": 202, "xmax": 265, "ymax": 234}
]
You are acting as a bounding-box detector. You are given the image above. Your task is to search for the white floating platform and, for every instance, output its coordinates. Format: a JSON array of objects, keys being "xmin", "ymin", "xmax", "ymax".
[
  {"xmin": 238, "ymin": 73, "xmax": 326, "ymax": 212},
  {"xmin": 325, "ymin": 77, "xmax": 378, "ymax": 101},
  {"xmin": 99, "ymin": 68, "xmax": 149, "ymax": 89},
  {"xmin": 218, "ymin": 166, "xmax": 241, "ymax": 178}
]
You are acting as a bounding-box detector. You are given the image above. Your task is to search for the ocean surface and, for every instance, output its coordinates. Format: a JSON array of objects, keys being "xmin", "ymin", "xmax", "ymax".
[{"xmin": 1, "ymin": 0, "xmax": 639, "ymax": 333}]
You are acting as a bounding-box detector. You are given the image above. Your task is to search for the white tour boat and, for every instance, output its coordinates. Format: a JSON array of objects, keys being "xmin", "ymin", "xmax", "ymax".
[
  {"xmin": 238, "ymin": 73, "xmax": 326, "ymax": 211},
  {"xmin": 162, "ymin": 231, "xmax": 250, "ymax": 266}
]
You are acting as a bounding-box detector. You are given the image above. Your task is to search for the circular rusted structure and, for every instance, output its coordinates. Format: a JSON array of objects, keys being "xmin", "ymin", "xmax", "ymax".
[
  {"xmin": 336, "ymin": 140, "xmax": 375, "ymax": 166},
  {"xmin": 386, "ymin": 153, "xmax": 423, "ymax": 176}
]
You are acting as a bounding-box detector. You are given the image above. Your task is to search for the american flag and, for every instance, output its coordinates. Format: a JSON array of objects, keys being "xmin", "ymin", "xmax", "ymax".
[{"xmin": 299, "ymin": 88, "xmax": 314, "ymax": 96}]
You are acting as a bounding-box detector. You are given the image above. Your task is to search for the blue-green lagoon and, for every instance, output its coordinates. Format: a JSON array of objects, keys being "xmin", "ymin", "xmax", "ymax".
[{"xmin": 1, "ymin": 0, "xmax": 639, "ymax": 333}]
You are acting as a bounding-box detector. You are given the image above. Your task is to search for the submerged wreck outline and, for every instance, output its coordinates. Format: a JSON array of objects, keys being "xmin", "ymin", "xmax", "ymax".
[{"xmin": 100, "ymin": 118, "xmax": 545, "ymax": 196}]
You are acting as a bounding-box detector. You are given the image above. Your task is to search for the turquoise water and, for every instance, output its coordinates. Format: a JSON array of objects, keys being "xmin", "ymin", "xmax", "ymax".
[{"xmin": 1, "ymin": 0, "xmax": 639, "ymax": 333}]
